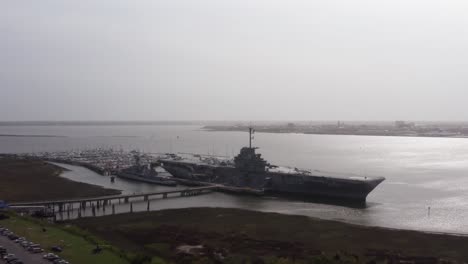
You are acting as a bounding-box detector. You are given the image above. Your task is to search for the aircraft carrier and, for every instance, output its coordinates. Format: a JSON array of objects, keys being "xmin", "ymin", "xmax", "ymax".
[{"xmin": 159, "ymin": 128, "xmax": 385, "ymax": 202}]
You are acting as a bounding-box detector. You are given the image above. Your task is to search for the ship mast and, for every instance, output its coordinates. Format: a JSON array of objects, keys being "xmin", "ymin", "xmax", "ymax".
[{"xmin": 249, "ymin": 127, "xmax": 255, "ymax": 148}]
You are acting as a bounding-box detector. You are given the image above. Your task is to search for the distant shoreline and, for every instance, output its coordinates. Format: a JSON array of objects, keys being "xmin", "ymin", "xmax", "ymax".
[
  {"xmin": 2, "ymin": 120, "xmax": 468, "ymax": 127},
  {"xmin": 203, "ymin": 126, "xmax": 468, "ymax": 139},
  {"xmin": 204, "ymin": 128, "xmax": 468, "ymax": 139},
  {"xmin": 0, "ymin": 121, "xmax": 204, "ymax": 126},
  {"xmin": 0, "ymin": 134, "xmax": 67, "ymax": 138}
]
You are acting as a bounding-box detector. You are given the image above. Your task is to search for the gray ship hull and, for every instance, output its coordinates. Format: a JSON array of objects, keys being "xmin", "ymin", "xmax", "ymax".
[
  {"xmin": 160, "ymin": 160, "xmax": 384, "ymax": 202},
  {"xmin": 265, "ymin": 172, "xmax": 384, "ymax": 201}
]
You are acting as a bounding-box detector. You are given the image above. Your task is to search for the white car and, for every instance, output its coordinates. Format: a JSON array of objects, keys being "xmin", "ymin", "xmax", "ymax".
[
  {"xmin": 14, "ymin": 237, "xmax": 26, "ymax": 243},
  {"xmin": 43, "ymin": 253, "xmax": 59, "ymax": 260},
  {"xmin": 20, "ymin": 241, "xmax": 31, "ymax": 248},
  {"xmin": 3, "ymin": 253, "xmax": 16, "ymax": 260}
]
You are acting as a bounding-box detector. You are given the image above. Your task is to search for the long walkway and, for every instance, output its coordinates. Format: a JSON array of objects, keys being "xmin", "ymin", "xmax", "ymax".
[
  {"xmin": 0, "ymin": 235, "xmax": 49, "ymax": 264},
  {"xmin": 10, "ymin": 186, "xmax": 217, "ymax": 207}
]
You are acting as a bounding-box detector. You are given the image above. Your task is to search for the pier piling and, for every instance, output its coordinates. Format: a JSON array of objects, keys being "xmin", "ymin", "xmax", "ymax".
[{"xmin": 9, "ymin": 186, "xmax": 216, "ymax": 219}]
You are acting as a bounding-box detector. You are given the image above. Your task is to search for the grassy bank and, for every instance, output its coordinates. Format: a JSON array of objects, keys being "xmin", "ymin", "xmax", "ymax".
[
  {"xmin": 73, "ymin": 207, "xmax": 467, "ymax": 263},
  {"xmin": 0, "ymin": 213, "xmax": 129, "ymax": 264},
  {"xmin": 0, "ymin": 157, "xmax": 121, "ymax": 202}
]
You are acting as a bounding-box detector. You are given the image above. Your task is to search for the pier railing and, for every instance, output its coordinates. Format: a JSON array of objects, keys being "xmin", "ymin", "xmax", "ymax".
[
  {"xmin": 8, "ymin": 184, "xmax": 266, "ymax": 221},
  {"xmin": 9, "ymin": 186, "xmax": 217, "ymax": 208},
  {"xmin": 9, "ymin": 186, "xmax": 217, "ymax": 221}
]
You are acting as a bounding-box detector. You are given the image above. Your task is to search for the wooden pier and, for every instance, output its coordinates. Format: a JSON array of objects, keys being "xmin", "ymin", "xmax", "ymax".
[{"xmin": 9, "ymin": 186, "xmax": 217, "ymax": 220}]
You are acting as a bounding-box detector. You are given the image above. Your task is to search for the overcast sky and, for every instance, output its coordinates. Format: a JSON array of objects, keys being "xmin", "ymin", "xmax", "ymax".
[{"xmin": 1, "ymin": 0, "xmax": 468, "ymax": 121}]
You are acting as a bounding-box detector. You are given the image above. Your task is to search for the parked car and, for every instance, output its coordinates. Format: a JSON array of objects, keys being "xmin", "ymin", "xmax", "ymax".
[
  {"xmin": 0, "ymin": 247, "xmax": 7, "ymax": 256},
  {"xmin": 0, "ymin": 247, "xmax": 7, "ymax": 257},
  {"xmin": 29, "ymin": 243, "xmax": 40, "ymax": 247},
  {"xmin": 8, "ymin": 234, "xmax": 19, "ymax": 240},
  {"xmin": 20, "ymin": 241, "xmax": 30, "ymax": 248},
  {"xmin": 8, "ymin": 260, "xmax": 23, "ymax": 264},
  {"xmin": 43, "ymin": 253, "xmax": 60, "ymax": 261},
  {"xmin": 14, "ymin": 237, "xmax": 26, "ymax": 243},
  {"xmin": 30, "ymin": 247, "xmax": 44, "ymax": 253},
  {"xmin": 3, "ymin": 253, "xmax": 17, "ymax": 261},
  {"xmin": 53, "ymin": 259, "xmax": 69, "ymax": 264},
  {"xmin": 51, "ymin": 246, "xmax": 63, "ymax": 253}
]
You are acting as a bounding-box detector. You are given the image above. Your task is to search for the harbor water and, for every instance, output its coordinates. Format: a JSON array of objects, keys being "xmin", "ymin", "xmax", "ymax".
[{"xmin": 2, "ymin": 125, "xmax": 468, "ymax": 234}]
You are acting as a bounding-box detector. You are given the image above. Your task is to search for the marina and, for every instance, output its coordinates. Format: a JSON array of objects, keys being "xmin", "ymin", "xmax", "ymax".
[
  {"xmin": 20, "ymin": 148, "xmax": 160, "ymax": 176},
  {"xmin": 15, "ymin": 127, "xmax": 385, "ymax": 202}
]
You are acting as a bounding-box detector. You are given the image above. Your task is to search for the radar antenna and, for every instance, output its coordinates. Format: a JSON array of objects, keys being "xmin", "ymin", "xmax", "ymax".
[{"xmin": 249, "ymin": 127, "xmax": 255, "ymax": 148}]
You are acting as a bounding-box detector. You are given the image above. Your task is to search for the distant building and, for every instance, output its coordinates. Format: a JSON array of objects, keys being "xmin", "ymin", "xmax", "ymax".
[{"xmin": 395, "ymin": 121, "xmax": 415, "ymax": 129}]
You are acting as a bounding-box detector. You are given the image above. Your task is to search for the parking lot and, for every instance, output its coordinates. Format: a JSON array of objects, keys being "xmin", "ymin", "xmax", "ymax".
[
  {"xmin": 0, "ymin": 235, "xmax": 49, "ymax": 264},
  {"xmin": 1, "ymin": 226, "xmax": 68, "ymax": 264}
]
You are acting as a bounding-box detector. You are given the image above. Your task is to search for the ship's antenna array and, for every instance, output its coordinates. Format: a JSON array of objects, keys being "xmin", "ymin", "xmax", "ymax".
[{"xmin": 249, "ymin": 127, "xmax": 255, "ymax": 148}]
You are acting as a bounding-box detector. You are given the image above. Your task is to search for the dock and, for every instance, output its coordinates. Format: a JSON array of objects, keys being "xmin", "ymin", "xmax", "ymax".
[{"xmin": 9, "ymin": 186, "xmax": 217, "ymax": 220}]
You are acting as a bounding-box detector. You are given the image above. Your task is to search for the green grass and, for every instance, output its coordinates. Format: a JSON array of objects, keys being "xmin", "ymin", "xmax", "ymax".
[
  {"xmin": 73, "ymin": 208, "xmax": 468, "ymax": 263},
  {"xmin": 0, "ymin": 214, "xmax": 129, "ymax": 264},
  {"xmin": 0, "ymin": 158, "xmax": 121, "ymax": 203}
]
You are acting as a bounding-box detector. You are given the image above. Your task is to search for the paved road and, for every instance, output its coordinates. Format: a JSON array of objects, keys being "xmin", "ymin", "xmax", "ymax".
[{"xmin": 0, "ymin": 235, "xmax": 49, "ymax": 264}]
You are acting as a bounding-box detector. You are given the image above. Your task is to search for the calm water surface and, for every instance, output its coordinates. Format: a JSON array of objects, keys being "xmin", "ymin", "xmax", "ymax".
[{"xmin": 2, "ymin": 125, "xmax": 468, "ymax": 234}]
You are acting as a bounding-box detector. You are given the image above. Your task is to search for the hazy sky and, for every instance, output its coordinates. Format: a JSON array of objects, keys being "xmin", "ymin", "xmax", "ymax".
[{"xmin": 1, "ymin": 0, "xmax": 468, "ymax": 121}]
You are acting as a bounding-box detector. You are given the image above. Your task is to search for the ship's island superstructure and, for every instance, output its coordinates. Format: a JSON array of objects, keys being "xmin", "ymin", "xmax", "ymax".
[{"xmin": 159, "ymin": 128, "xmax": 385, "ymax": 202}]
